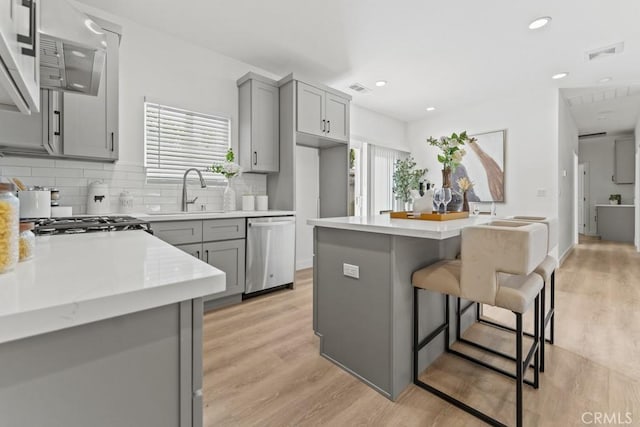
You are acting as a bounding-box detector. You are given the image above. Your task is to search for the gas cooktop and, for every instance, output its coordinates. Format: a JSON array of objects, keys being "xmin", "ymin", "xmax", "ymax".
[{"xmin": 33, "ymin": 216, "xmax": 152, "ymax": 236}]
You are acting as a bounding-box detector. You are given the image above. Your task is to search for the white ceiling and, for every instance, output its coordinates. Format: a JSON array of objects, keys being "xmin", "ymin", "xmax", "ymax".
[
  {"xmin": 563, "ymin": 86, "xmax": 640, "ymax": 134},
  {"xmin": 76, "ymin": 0, "xmax": 640, "ymax": 123}
]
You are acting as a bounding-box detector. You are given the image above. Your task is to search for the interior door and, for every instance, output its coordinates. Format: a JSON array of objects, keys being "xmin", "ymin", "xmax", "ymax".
[
  {"xmin": 296, "ymin": 82, "xmax": 325, "ymax": 137},
  {"xmin": 324, "ymin": 93, "xmax": 349, "ymax": 142},
  {"xmin": 578, "ymin": 164, "xmax": 586, "ymax": 235}
]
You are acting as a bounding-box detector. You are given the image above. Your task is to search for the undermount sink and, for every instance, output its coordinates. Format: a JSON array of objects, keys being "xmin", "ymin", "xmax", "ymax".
[{"xmin": 147, "ymin": 211, "xmax": 225, "ymax": 216}]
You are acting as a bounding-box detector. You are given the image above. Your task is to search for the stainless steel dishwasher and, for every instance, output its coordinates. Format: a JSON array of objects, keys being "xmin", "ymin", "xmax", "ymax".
[{"xmin": 245, "ymin": 216, "xmax": 295, "ymax": 294}]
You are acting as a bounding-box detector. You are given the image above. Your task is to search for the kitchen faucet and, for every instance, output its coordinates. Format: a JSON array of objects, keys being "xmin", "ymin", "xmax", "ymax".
[{"xmin": 181, "ymin": 168, "xmax": 207, "ymax": 211}]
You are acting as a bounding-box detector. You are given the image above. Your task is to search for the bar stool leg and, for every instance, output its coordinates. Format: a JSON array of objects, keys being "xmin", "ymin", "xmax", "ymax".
[
  {"xmin": 550, "ymin": 271, "xmax": 555, "ymax": 344},
  {"xmin": 515, "ymin": 312, "xmax": 523, "ymax": 427},
  {"xmin": 540, "ymin": 285, "xmax": 546, "ymax": 373},
  {"xmin": 533, "ymin": 294, "xmax": 540, "ymax": 389}
]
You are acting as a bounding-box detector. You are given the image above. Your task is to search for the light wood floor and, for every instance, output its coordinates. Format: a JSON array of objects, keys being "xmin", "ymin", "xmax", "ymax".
[{"xmin": 202, "ymin": 240, "xmax": 640, "ymax": 426}]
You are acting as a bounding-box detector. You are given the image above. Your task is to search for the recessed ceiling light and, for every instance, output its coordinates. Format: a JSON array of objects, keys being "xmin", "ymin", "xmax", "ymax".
[
  {"xmin": 71, "ymin": 83, "xmax": 85, "ymax": 89},
  {"xmin": 375, "ymin": 80, "xmax": 387, "ymax": 87},
  {"xmin": 85, "ymin": 19, "xmax": 104, "ymax": 35},
  {"xmin": 552, "ymin": 72, "xmax": 569, "ymax": 80},
  {"xmin": 71, "ymin": 50, "xmax": 86, "ymax": 58},
  {"xmin": 598, "ymin": 77, "xmax": 612, "ymax": 83},
  {"xmin": 426, "ymin": 107, "xmax": 436, "ymax": 112},
  {"xmin": 101, "ymin": 40, "xmax": 107, "ymax": 48},
  {"xmin": 528, "ymin": 16, "xmax": 552, "ymax": 30}
]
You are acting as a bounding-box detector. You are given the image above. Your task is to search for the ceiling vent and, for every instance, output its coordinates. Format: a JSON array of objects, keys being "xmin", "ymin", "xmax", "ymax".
[
  {"xmin": 348, "ymin": 83, "xmax": 371, "ymax": 94},
  {"xmin": 579, "ymin": 132, "xmax": 607, "ymax": 139},
  {"xmin": 585, "ymin": 42, "xmax": 624, "ymax": 61}
]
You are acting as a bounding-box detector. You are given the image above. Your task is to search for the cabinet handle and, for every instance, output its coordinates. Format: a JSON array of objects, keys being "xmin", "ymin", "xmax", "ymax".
[
  {"xmin": 111, "ymin": 132, "xmax": 115, "ymax": 151},
  {"xmin": 205, "ymin": 250, "xmax": 209, "ymax": 263},
  {"xmin": 253, "ymin": 151, "xmax": 257, "ymax": 166},
  {"xmin": 17, "ymin": 0, "xmax": 36, "ymax": 57},
  {"xmin": 54, "ymin": 111, "xmax": 61, "ymax": 136},
  {"xmin": 327, "ymin": 120, "xmax": 331, "ymax": 133},
  {"xmin": 321, "ymin": 119, "xmax": 326, "ymax": 133},
  {"xmin": 196, "ymin": 250, "xmax": 200, "ymax": 259}
]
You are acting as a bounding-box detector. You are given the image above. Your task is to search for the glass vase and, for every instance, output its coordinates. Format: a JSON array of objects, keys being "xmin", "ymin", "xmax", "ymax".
[
  {"xmin": 223, "ymin": 181, "xmax": 236, "ymax": 212},
  {"xmin": 442, "ymin": 168, "xmax": 452, "ymax": 188}
]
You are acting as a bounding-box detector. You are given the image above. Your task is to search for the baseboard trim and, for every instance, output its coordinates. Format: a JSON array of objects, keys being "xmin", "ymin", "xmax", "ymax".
[
  {"xmin": 560, "ymin": 245, "xmax": 574, "ymax": 266},
  {"xmin": 296, "ymin": 258, "xmax": 313, "ymax": 271}
]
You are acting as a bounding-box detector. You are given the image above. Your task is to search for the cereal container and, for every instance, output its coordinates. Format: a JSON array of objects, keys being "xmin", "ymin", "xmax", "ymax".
[{"xmin": 0, "ymin": 183, "xmax": 20, "ymax": 273}]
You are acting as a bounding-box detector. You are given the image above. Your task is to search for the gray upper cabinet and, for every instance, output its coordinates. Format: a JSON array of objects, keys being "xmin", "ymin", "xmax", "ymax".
[
  {"xmin": 238, "ymin": 73, "xmax": 279, "ymax": 173},
  {"xmin": 296, "ymin": 82, "xmax": 325, "ymax": 137},
  {"xmin": 62, "ymin": 29, "xmax": 119, "ymax": 161},
  {"xmin": 0, "ymin": 0, "xmax": 40, "ymax": 114},
  {"xmin": 614, "ymin": 138, "xmax": 635, "ymax": 184},
  {"xmin": 296, "ymin": 81, "xmax": 349, "ymax": 143}
]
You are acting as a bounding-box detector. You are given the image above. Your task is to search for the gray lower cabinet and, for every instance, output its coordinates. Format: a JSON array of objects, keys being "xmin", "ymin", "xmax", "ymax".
[
  {"xmin": 202, "ymin": 240, "xmax": 246, "ymax": 300},
  {"xmin": 152, "ymin": 218, "xmax": 246, "ymax": 303},
  {"xmin": 0, "ymin": 299, "xmax": 204, "ymax": 427}
]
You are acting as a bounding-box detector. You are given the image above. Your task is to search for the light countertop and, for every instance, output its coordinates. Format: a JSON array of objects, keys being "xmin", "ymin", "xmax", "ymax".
[
  {"xmin": 307, "ymin": 215, "xmax": 494, "ymax": 239},
  {"xmin": 134, "ymin": 210, "xmax": 295, "ymax": 222},
  {"xmin": 0, "ymin": 231, "xmax": 225, "ymax": 344},
  {"xmin": 595, "ymin": 204, "xmax": 634, "ymax": 208}
]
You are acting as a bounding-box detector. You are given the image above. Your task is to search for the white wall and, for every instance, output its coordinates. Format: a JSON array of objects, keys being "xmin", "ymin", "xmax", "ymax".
[
  {"xmin": 557, "ymin": 95, "xmax": 579, "ymax": 257},
  {"xmin": 295, "ymin": 146, "xmax": 319, "ymax": 270},
  {"xmin": 406, "ymin": 88, "xmax": 559, "ymax": 221},
  {"xmin": 579, "ymin": 133, "xmax": 635, "ymax": 235},
  {"xmin": 636, "ymin": 120, "xmax": 640, "ymax": 250},
  {"xmin": 351, "ymin": 105, "xmax": 408, "ymax": 152}
]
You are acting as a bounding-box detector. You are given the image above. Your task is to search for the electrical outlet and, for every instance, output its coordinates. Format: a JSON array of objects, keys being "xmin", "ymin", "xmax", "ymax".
[
  {"xmin": 536, "ymin": 188, "xmax": 546, "ymax": 197},
  {"xmin": 343, "ymin": 263, "xmax": 360, "ymax": 279}
]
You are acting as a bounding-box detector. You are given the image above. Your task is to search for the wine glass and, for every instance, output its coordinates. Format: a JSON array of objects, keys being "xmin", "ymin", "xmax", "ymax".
[
  {"xmin": 442, "ymin": 188, "xmax": 452, "ymax": 213},
  {"xmin": 433, "ymin": 189, "xmax": 443, "ymax": 213}
]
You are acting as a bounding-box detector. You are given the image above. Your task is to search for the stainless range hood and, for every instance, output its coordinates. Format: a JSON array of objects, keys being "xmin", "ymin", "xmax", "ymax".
[{"xmin": 39, "ymin": 0, "xmax": 106, "ymax": 96}]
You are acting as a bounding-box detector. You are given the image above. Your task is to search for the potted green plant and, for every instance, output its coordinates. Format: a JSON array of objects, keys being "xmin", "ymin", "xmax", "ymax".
[
  {"xmin": 392, "ymin": 156, "xmax": 427, "ymax": 211},
  {"xmin": 609, "ymin": 194, "xmax": 621, "ymax": 205},
  {"xmin": 207, "ymin": 149, "xmax": 242, "ymax": 211}
]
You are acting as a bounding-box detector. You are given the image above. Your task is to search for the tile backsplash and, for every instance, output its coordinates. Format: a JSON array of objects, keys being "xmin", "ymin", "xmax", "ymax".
[{"xmin": 0, "ymin": 157, "xmax": 267, "ymax": 214}]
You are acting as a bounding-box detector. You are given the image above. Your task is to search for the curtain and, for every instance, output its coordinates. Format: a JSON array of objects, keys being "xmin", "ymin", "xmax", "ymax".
[{"xmin": 368, "ymin": 145, "xmax": 408, "ymax": 215}]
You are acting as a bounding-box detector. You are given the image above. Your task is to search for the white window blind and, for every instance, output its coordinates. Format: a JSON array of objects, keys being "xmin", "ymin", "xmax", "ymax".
[{"xmin": 144, "ymin": 102, "xmax": 231, "ymax": 182}]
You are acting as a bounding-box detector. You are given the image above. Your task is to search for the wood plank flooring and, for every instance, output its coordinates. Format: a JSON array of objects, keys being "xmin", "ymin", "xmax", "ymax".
[{"xmin": 203, "ymin": 240, "xmax": 640, "ymax": 426}]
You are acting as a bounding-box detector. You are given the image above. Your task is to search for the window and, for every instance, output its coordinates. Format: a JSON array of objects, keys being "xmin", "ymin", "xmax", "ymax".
[
  {"xmin": 367, "ymin": 144, "xmax": 408, "ymax": 215},
  {"xmin": 144, "ymin": 101, "xmax": 231, "ymax": 182}
]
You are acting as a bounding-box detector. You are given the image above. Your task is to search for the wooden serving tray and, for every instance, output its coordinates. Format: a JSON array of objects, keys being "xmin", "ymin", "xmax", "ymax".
[{"xmin": 390, "ymin": 211, "xmax": 470, "ymax": 221}]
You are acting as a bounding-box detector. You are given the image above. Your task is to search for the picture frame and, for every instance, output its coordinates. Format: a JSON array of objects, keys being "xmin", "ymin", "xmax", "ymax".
[{"xmin": 452, "ymin": 129, "xmax": 506, "ymax": 203}]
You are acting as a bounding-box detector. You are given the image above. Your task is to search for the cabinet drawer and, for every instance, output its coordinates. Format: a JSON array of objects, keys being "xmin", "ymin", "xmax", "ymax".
[
  {"xmin": 151, "ymin": 221, "xmax": 203, "ymax": 245},
  {"xmin": 203, "ymin": 218, "xmax": 245, "ymax": 242}
]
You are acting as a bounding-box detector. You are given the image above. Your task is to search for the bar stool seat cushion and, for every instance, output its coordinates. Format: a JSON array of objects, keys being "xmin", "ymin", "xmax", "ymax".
[
  {"xmin": 412, "ymin": 259, "xmax": 462, "ymax": 297},
  {"xmin": 495, "ymin": 273, "xmax": 544, "ymax": 313},
  {"xmin": 535, "ymin": 255, "xmax": 557, "ymax": 283}
]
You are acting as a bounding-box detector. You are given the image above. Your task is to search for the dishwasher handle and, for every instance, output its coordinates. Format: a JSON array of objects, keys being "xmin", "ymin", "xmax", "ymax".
[{"xmin": 248, "ymin": 220, "xmax": 294, "ymax": 228}]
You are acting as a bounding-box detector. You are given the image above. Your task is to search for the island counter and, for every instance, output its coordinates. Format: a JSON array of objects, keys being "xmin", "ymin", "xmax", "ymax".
[
  {"xmin": 308, "ymin": 215, "xmax": 492, "ymax": 400},
  {"xmin": 0, "ymin": 231, "xmax": 225, "ymax": 427}
]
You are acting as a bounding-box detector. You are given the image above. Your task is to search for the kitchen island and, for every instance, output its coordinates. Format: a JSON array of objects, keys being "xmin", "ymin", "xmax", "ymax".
[
  {"xmin": 0, "ymin": 231, "xmax": 225, "ymax": 427},
  {"xmin": 308, "ymin": 215, "xmax": 492, "ymax": 400}
]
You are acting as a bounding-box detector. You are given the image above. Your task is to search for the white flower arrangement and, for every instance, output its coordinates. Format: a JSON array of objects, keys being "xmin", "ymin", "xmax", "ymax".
[{"xmin": 208, "ymin": 149, "xmax": 242, "ymax": 179}]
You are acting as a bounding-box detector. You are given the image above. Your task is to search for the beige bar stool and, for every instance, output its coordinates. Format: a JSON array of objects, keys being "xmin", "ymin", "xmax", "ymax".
[
  {"xmin": 412, "ymin": 221, "xmax": 548, "ymax": 427},
  {"xmin": 475, "ymin": 216, "xmax": 557, "ymax": 372}
]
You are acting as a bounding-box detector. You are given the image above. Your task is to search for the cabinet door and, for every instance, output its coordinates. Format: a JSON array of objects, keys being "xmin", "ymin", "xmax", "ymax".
[
  {"xmin": 0, "ymin": 88, "xmax": 44, "ymax": 149},
  {"xmin": 202, "ymin": 239, "xmax": 246, "ymax": 300},
  {"xmin": 614, "ymin": 139, "xmax": 635, "ymax": 184},
  {"xmin": 251, "ymin": 80, "xmax": 279, "ymax": 172},
  {"xmin": 0, "ymin": 0, "xmax": 39, "ymax": 113},
  {"xmin": 324, "ymin": 93, "xmax": 349, "ymax": 142},
  {"xmin": 296, "ymin": 82, "xmax": 325, "ymax": 137},
  {"xmin": 62, "ymin": 30, "xmax": 118, "ymax": 160},
  {"xmin": 175, "ymin": 243, "xmax": 203, "ymax": 260}
]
